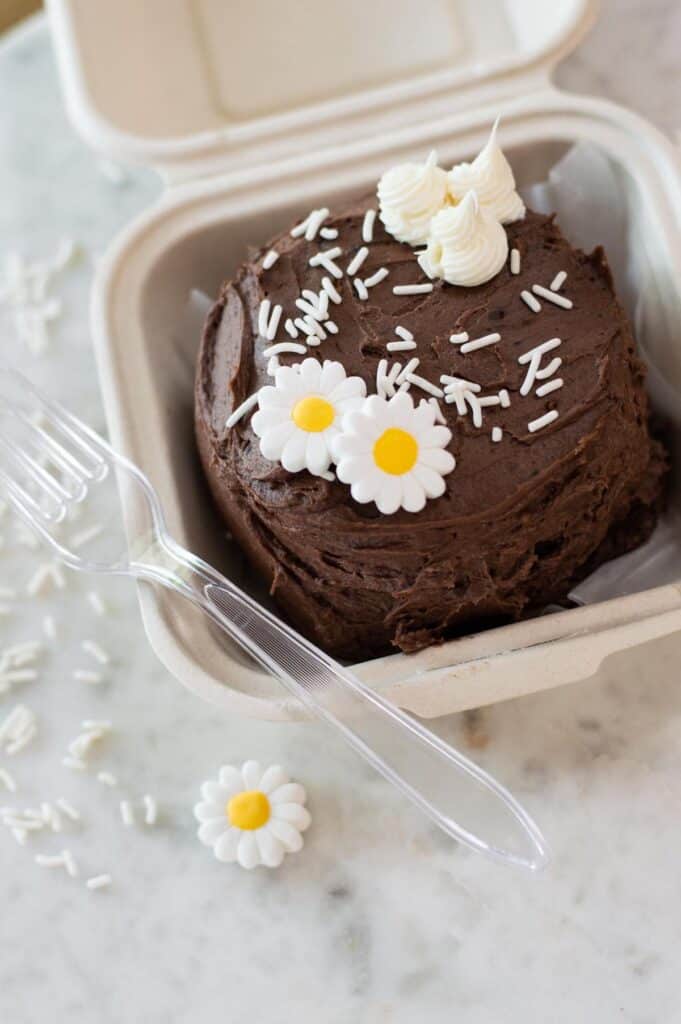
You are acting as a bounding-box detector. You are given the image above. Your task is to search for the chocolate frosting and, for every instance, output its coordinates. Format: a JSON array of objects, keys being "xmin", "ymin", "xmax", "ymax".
[{"xmin": 195, "ymin": 199, "xmax": 666, "ymax": 660}]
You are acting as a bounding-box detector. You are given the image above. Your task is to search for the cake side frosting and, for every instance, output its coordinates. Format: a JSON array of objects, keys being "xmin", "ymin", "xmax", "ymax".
[{"xmin": 195, "ymin": 199, "xmax": 665, "ymax": 659}]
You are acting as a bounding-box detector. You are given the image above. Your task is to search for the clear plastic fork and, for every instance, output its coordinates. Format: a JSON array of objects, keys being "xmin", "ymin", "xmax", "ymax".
[{"xmin": 0, "ymin": 366, "xmax": 548, "ymax": 871}]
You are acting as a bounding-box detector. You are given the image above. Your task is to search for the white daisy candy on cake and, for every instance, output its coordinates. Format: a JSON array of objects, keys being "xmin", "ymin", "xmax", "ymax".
[
  {"xmin": 377, "ymin": 149, "xmax": 448, "ymax": 245},
  {"xmin": 333, "ymin": 391, "xmax": 456, "ymax": 515},
  {"xmin": 194, "ymin": 760, "xmax": 311, "ymax": 870},
  {"xmin": 251, "ymin": 358, "xmax": 366, "ymax": 476}
]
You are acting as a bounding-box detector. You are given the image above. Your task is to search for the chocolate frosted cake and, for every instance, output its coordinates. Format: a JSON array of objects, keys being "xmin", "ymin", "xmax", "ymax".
[{"xmin": 195, "ymin": 130, "xmax": 666, "ymax": 661}]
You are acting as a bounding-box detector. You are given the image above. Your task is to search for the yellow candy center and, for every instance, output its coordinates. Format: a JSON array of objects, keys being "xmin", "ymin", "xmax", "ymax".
[
  {"xmin": 227, "ymin": 790, "xmax": 270, "ymax": 830},
  {"xmin": 373, "ymin": 428, "xmax": 418, "ymax": 475},
  {"xmin": 292, "ymin": 395, "xmax": 335, "ymax": 433}
]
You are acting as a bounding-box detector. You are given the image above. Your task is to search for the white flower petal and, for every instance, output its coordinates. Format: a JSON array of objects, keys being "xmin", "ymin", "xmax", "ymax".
[
  {"xmin": 237, "ymin": 830, "xmax": 261, "ymax": 869},
  {"xmin": 336, "ymin": 454, "xmax": 374, "ymax": 486},
  {"xmin": 251, "ymin": 407, "xmax": 292, "ymax": 434},
  {"xmin": 319, "ymin": 359, "xmax": 347, "ymax": 393},
  {"xmin": 198, "ymin": 819, "xmax": 228, "ymax": 845},
  {"xmin": 241, "ymin": 760, "xmax": 262, "ymax": 790},
  {"xmin": 412, "ymin": 463, "xmax": 447, "ymax": 498},
  {"xmin": 256, "ymin": 827, "xmax": 285, "ymax": 868},
  {"xmin": 350, "ymin": 472, "xmax": 381, "ymax": 504},
  {"xmin": 375, "ymin": 475, "xmax": 403, "ymax": 515},
  {"xmin": 194, "ymin": 800, "xmax": 224, "ymax": 822},
  {"xmin": 200, "ymin": 781, "xmax": 227, "ymax": 803},
  {"xmin": 306, "ymin": 431, "xmax": 331, "ymax": 475},
  {"xmin": 268, "ymin": 818, "xmax": 304, "ymax": 853},
  {"xmin": 270, "ymin": 782, "xmax": 307, "ymax": 805},
  {"xmin": 328, "ymin": 376, "xmax": 366, "ymax": 403},
  {"xmin": 219, "ymin": 765, "xmax": 244, "ymax": 790},
  {"xmin": 257, "ymin": 385, "xmax": 293, "ymax": 410},
  {"xmin": 401, "ymin": 474, "xmax": 426, "ymax": 513},
  {"xmin": 214, "ymin": 827, "xmax": 241, "ymax": 862},
  {"xmin": 273, "ymin": 802, "xmax": 312, "ymax": 832},
  {"xmin": 274, "ymin": 364, "xmax": 304, "ymax": 391},
  {"xmin": 258, "ymin": 764, "xmax": 289, "ymax": 794},
  {"xmin": 281, "ymin": 432, "xmax": 308, "ymax": 473},
  {"xmin": 421, "ymin": 425, "xmax": 452, "ymax": 449},
  {"xmin": 259, "ymin": 420, "xmax": 296, "ymax": 460},
  {"xmin": 385, "ymin": 391, "xmax": 415, "ymax": 426},
  {"xmin": 333, "ymin": 431, "xmax": 372, "ymax": 461},
  {"xmin": 420, "ymin": 447, "xmax": 456, "ymax": 474},
  {"xmin": 299, "ymin": 357, "xmax": 323, "ymax": 388}
]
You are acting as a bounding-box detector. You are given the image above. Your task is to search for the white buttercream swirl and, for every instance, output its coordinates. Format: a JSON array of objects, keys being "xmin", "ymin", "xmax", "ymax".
[
  {"xmin": 377, "ymin": 150, "xmax": 448, "ymax": 245},
  {"xmin": 447, "ymin": 119, "xmax": 525, "ymax": 224},
  {"xmin": 418, "ymin": 191, "xmax": 508, "ymax": 287}
]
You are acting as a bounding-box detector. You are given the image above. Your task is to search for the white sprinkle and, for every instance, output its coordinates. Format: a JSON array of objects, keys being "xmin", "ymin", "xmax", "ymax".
[
  {"xmin": 528, "ymin": 410, "xmax": 559, "ymax": 433},
  {"xmin": 396, "ymin": 358, "xmax": 420, "ymax": 386},
  {"xmin": 304, "ymin": 207, "xmax": 330, "ymax": 241},
  {"xmin": 295, "ymin": 296, "xmax": 322, "ymax": 320},
  {"xmin": 284, "ymin": 318, "xmax": 299, "ymax": 339},
  {"xmin": 449, "ymin": 332, "xmax": 469, "ymax": 344},
  {"xmin": 353, "ymin": 278, "xmax": 369, "ymax": 301},
  {"xmin": 320, "ymin": 470, "xmax": 335, "ymax": 482},
  {"xmin": 12, "ymin": 828, "xmax": 27, "ymax": 845},
  {"xmin": 309, "ymin": 246, "xmax": 342, "ymax": 265},
  {"xmin": 550, "ymin": 271, "xmax": 567, "ymax": 291},
  {"xmin": 5, "ymin": 726, "xmax": 37, "ymax": 756},
  {"xmin": 73, "ymin": 669, "xmax": 103, "ymax": 685},
  {"xmin": 364, "ymin": 267, "xmax": 389, "ymax": 288},
  {"xmin": 56, "ymin": 798, "xmax": 80, "ymax": 821},
  {"xmin": 265, "ymin": 303, "xmax": 283, "ymax": 341},
  {"xmin": 387, "ymin": 340, "xmax": 417, "ymax": 352},
  {"xmin": 225, "ymin": 391, "xmax": 260, "ymax": 429},
  {"xmin": 35, "ymin": 853, "xmax": 67, "ymax": 869},
  {"xmin": 70, "ymin": 524, "xmax": 104, "ymax": 550},
  {"xmin": 405, "ymin": 373, "xmax": 444, "ymax": 399},
  {"xmin": 532, "ymin": 284, "xmax": 573, "ymax": 309},
  {"xmin": 346, "ymin": 246, "xmax": 369, "ymax": 277},
  {"xmin": 303, "ymin": 315, "xmax": 326, "ymax": 340},
  {"xmin": 428, "ymin": 398, "xmax": 447, "ymax": 425},
  {"xmin": 82, "ymin": 640, "xmax": 110, "ymax": 665},
  {"xmin": 536, "ymin": 377, "xmax": 564, "ymax": 397},
  {"xmin": 362, "ymin": 209, "xmax": 377, "ymax": 243},
  {"xmin": 321, "ymin": 276, "xmax": 342, "ymax": 304},
  {"xmin": 63, "ymin": 849, "xmax": 79, "ymax": 878},
  {"xmin": 120, "ymin": 800, "xmax": 135, "ymax": 827},
  {"xmin": 266, "ymin": 356, "xmax": 279, "ymax": 377},
  {"xmin": 86, "ymin": 873, "xmax": 112, "ymax": 891},
  {"xmin": 320, "ymin": 227, "xmax": 338, "ymax": 240},
  {"xmin": 535, "ymin": 356, "xmax": 562, "ymax": 381},
  {"xmin": 62, "ymin": 756, "xmax": 87, "ymax": 772},
  {"xmin": 441, "ymin": 375, "xmax": 481, "ymax": 394},
  {"xmin": 82, "ymin": 719, "xmax": 112, "ymax": 731},
  {"xmin": 478, "ymin": 395, "xmax": 502, "ymax": 408},
  {"xmin": 262, "ymin": 250, "xmax": 279, "ymax": 270},
  {"xmin": 26, "ymin": 563, "xmax": 55, "ymax": 597},
  {"xmin": 0, "ymin": 704, "xmax": 33, "ymax": 743},
  {"xmin": 0, "ymin": 769, "xmax": 16, "ymax": 792},
  {"xmin": 518, "ymin": 338, "xmax": 562, "ymax": 365},
  {"xmin": 143, "ymin": 794, "xmax": 158, "ymax": 826},
  {"xmin": 43, "ymin": 615, "xmax": 57, "ymax": 640},
  {"xmin": 262, "ymin": 342, "xmax": 306, "ymax": 359},
  {"xmin": 521, "ymin": 290, "xmax": 541, "ymax": 313},
  {"xmin": 460, "ymin": 332, "xmax": 501, "ymax": 355},
  {"xmin": 294, "ymin": 317, "xmax": 318, "ymax": 338},
  {"xmin": 392, "ymin": 283, "xmax": 433, "ymax": 296},
  {"xmin": 499, "ymin": 389, "xmax": 511, "ymax": 408},
  {"xmin": 376, "ymin": 358, "xmax": 389, "ymax": 398},
  {"xmin": 0, "ymin": 669, "xmax": 38, "ymax": 685},
  {"xmin": 324, "ymin": 320, "xmax": 338, "ymax": 334},
  {"xmin": 97, "ymin": 771, "xmax": 117, "ymax": 787},
  {"xmin": 257, "ymin": 298, "xmax": 271, "ymax": 336},
  {"xmin": 387, "ymin": 362, "xmax": 403, "ymax": 386},
  {"xmin": 510, "ymin": 249, "xmax": 521, "ymax": 275},
  {"xmin": 3, "ymin": 814, "xmax": 43, "ymax": 831},
  {"xmin": 492, "ymin": 427, "xmax": 503, "ymax": 443},
  {"xmin": 87, "ymin": 590, "xmax": 106, "ymax": 617},
  {"xmin": 395, "ymin": 326, "xmax": 414, "ymax": 342}
]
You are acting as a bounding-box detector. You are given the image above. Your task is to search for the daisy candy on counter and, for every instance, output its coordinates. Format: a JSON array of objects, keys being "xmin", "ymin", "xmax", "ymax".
[{"xmin": 194, "ymin": 761, "xmax": 311, "ymax": 870}]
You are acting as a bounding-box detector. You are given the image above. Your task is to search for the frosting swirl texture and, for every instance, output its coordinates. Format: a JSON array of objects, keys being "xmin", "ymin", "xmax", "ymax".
[
  {"xmin": 377, "ymin": 150, "xmax": 448, "ymax": 245},
  {"xmin": 418, "ymin": 191, "xmax": 508, "ymax": 287},
  {"xmin": 447, "ymin": 120, "xmax": 525, "ymax": 224}
]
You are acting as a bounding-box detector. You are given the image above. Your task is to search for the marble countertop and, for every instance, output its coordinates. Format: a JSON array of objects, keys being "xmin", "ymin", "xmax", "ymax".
[{"xmin": 2, "ymin": 7, "xmax": 681, "ymax": 1023}]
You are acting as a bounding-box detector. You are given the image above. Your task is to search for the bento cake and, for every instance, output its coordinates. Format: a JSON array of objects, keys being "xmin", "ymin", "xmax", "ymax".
[{"xmin": 195, "ymin": 125, "xmax": 666, "ymax": 660}]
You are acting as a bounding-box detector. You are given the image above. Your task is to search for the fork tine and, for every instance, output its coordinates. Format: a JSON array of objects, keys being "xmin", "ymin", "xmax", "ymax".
[
  {"xmin": 0, "ymin": 463, "xmax": 66, "ymax": 524},
  {"xmin": 0, "ymin": 435, "xmax": 72, "ymax": 509},
  {"xmin": 12, "ymin": 409, "xmax": 90, "ymax": 500}
]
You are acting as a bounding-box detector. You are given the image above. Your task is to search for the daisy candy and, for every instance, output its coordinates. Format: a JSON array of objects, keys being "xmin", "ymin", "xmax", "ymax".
[
  {"xmin": 333, "ymin": 391, "xmax": 456, "ymax": 515},
  {"xmin": 251, "ymin": 358, "xmax": 366, "ymax": 476},
  {"xmin": 194, "ymin": 761, "xmax": 311, "ymax": 870}
]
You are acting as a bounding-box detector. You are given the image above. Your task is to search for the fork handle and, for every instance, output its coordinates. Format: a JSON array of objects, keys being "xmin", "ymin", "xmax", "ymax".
[{"xmin": 137, "ymin": 537, "xmax": 547, "ymax": 871}]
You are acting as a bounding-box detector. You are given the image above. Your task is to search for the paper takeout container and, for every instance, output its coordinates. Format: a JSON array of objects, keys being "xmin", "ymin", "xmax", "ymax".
[{"xmin": 46, "ymin": 0, "xmax": 681, "ymax": 719}]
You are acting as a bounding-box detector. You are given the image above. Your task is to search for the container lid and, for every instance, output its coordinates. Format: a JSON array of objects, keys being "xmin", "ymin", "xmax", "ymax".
[{"xmin": 47, "ymin": 0, "xmax": 596, "ymax": 182}]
